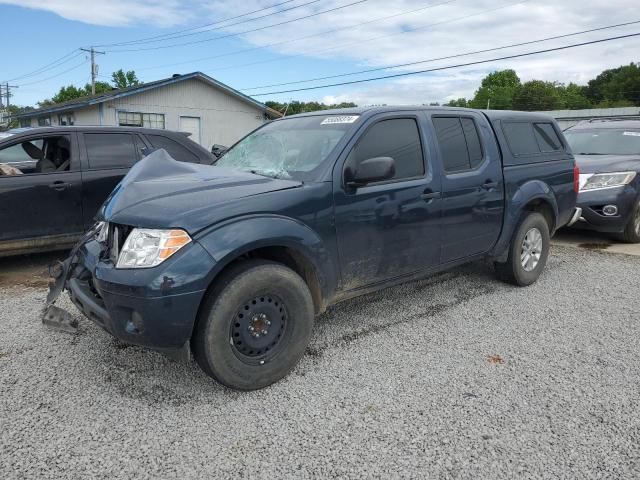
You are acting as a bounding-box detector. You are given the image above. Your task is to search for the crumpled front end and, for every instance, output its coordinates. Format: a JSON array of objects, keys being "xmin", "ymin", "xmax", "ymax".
[{"xmin": 45, "ymin": 222, "xmax": 217, "ymax": 358}]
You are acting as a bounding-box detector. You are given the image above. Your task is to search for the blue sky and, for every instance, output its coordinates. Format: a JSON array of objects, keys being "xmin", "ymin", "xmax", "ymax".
[{"xmin": 2, "ymin": 0, "xmax": 639, "ymax": 109}]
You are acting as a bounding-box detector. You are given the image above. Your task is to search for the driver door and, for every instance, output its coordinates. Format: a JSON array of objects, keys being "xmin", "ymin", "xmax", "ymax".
[
  {"xmin": 0, "ymin": 132, "xmax": 84, "ymax": 252},
  {"xmin": 332, "ymin": 113, "xmax": 442, "ymax": 291}
]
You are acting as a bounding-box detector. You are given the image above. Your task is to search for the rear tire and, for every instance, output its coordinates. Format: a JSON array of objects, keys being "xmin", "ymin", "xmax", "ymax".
[
  {"xmin": 192, "ymin": 260, "xmax": 314, "ymax": 391},
  {"xmin": 494, "ymin": 212, "xmax": 550, "ymax": 286},
  {"xmin": 618, "ymin": 201, "xmax": 640, "ymax": 243}
]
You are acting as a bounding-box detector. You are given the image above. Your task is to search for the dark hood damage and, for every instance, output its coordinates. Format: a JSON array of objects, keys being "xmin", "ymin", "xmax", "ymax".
[
  {"xmin": 99, "ymin": 149, "xmax": 302, "ymax": 233},
  {"xmin": 575, "ymin": 154, "xmax": 640, "ymax": 175}
]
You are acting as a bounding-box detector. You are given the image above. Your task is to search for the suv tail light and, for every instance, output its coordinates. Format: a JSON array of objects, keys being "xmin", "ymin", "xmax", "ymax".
[{"xmin": 573, "ymin": 163, "xmax": 580, "ymax": 193}]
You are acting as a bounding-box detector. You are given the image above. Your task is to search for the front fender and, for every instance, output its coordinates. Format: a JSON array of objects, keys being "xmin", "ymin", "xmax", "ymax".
[
  {"xmin": 195, "ymin": 214, "xmax": 336, "ymax": 302},
  {"xmin": 492, "ymin": 180, "xmax": 559, "ymax": 260}
]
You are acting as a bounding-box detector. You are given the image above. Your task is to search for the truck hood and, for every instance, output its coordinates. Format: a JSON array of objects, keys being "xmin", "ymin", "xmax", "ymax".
[
  {"xmin": 100, "ymin": 149, "xmax": 302, "ymax": 232},
  {"xmin": 575, "ymin": 154, "xmax": 640, "ymax": 174}
]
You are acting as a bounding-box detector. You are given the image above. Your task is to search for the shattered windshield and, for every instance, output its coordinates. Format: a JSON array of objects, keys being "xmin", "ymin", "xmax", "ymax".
[
  {"xmin": 565, "ymin": 129, "xmax": 640, "ymax": 155},
  {"xmin": 216, "ymin": 115, "xmax": 358, "ymax": 181}
]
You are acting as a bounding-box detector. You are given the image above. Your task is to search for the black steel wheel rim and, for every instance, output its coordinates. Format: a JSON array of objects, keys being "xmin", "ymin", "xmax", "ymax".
[{"xmin": 230, "ymin": 294, "xmax": 288, "ymax": 363}]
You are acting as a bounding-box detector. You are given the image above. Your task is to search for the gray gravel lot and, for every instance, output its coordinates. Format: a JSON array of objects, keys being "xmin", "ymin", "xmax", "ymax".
[{"xmin": 1, "ymin": 246, "xmax": 639, "ymax": 479}]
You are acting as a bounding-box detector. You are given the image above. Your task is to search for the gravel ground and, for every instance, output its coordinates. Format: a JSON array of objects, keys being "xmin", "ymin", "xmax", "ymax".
[{"xmin": 1, "ymin": 246, "xmax": 639, "ymax": 479}]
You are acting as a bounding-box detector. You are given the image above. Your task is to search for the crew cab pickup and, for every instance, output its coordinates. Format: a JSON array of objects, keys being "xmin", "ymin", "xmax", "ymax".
[{"xmin": 46, "ymin": 107, "xmax": 579, "ymax": 390}]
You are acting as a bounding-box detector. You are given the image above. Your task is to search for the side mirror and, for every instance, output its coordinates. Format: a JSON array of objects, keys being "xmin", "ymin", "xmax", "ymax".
[
  {"xmin": 211, "ymin": 144, "xmax": 228, "ymax": 159},
  {"xmin": 346, "ymin": 156, "xmax": 395, "ymax": 188}
]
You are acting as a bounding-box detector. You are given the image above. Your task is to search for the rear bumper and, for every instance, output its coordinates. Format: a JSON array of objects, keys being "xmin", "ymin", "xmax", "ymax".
[
  {"xmin": 66, "ymin": 237, "xmax": 216, "ymax": 352},
  {"xmin": 573, "ymin": 186, "xmax": 638, "ymax": 233}
]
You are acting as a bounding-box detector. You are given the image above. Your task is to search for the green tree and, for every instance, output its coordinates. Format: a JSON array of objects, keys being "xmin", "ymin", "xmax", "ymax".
[
  {"xmin": 512, "ymin": 80, "xmax": 564, "ymax": 111},
  {"xmin": 469, "ymin": 69, "xmax": 521, "ymax": 110},
  {"xmin": 265, "ymin": 100, "xmax": 357, "ymax": 115},
  {"xmin": 557, "ymin": 83, "xmax": 591, "ymax": 110},
  {"xmin": 112, "ymin": 69, "xmax": 140, "ymax": 89},
  {"xmin": 445, "ymin": 98, "xmax": 469, "ymax": 107},
  {"xmin": 585, "ymin": 63, "xmax": 640, "ymax": 106},
  {"xmin": 38, "ymin": 71, "xmax": 138, "ymax": 106}
]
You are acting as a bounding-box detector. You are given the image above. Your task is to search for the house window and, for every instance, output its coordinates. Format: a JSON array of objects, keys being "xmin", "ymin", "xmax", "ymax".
[
  {"xmin": 20, "ymin": 118, "xmax": 31, "ymax": 128},
  {"xmin": 58, "ymin": 113, "xmax": 75, "ymax": 126},
  {"xmin": 38, "ymin": 117, "xmax": 51, "ymax": 126},
  {"xmin": 118, "ymin": 111, "xmax": 165, "ymax": 129}
]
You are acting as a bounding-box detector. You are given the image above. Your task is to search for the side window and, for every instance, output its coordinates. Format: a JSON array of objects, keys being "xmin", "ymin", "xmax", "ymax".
[
  {"xmin": 146, "ymin": 135, "xmax": 200, "ymax": 163},
  {"xmin": 433, "ymin": 116, "xmax": 484, "ymax": 173},
  {"xmin": 84, "ymin": 133, "xmax": 136, "ymax": 170},
  {"xmin": 533, "ymin": 123, "xmax": 562, "ymax": 152},
  {"xmin": 0, "ymin": 136, "xmax": 71, "ymax": 175},
  {"xmin": 348, "ymin": 118, "xmax": 424, "ymax": 181},
  {"xmin": 502, "ymin": 122, "xmax": 540, "ymax": 156}
]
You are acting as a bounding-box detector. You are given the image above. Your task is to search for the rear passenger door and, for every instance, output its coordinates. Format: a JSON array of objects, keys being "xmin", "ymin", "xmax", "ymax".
[
  {"xmin": 430, "ymin": 113, "xmax": 504, "ymax": 263},
  {"xmin": 79, "ymin": 132, "xmax": 143, "ymax": 228}
]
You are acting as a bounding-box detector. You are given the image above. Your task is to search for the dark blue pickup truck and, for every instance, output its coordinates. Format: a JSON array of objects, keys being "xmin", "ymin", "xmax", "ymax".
[{"xmin": 46, "ymin": 107, "xmax": 579, "ymax": 390}]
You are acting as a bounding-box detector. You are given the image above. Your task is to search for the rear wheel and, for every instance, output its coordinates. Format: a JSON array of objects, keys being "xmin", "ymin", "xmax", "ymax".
[
  {"xmin": 494, "ymin": 212, "xmax": 550, "ymax": 286},
  {"xmin": 192, "ymin": 260, "xmax": 314, "ymax": 391},
  {"xmin": 618, "ymin": 200, "xmax": 640, "ymax": 243}
]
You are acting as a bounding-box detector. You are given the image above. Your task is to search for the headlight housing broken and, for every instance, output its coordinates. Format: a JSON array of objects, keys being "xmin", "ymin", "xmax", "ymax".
[{"xmin": 116, "ymin": 228, "xmax": 192, "ymax": 269}]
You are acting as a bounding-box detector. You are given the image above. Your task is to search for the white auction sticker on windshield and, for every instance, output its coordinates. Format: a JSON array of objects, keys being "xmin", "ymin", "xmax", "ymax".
[
  {"xmin": 321, "ymin": 116, "xmax": 359, "ymax": 125},
  {"xmin": 623, "ymin": 131, "xmax": 640, "ymax": 136}
]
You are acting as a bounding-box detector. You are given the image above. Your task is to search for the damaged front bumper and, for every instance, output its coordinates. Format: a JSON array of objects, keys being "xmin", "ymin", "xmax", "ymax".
[{"xmin": 44, "ymin": 226, "xmax": 217, "ymax": 361}]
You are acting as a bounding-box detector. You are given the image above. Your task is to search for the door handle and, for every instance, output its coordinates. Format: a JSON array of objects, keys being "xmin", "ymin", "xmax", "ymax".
[
  {"xmin": 421, "ymin": 191, "xmax": 441, "ymax": 202},
  {"xmin": 48, "ymin": 181, "xmax": 70, "ymax": 191},
  {"xmin": 481, "ymin": 181, "xmax": 498, "ymax": 190}
]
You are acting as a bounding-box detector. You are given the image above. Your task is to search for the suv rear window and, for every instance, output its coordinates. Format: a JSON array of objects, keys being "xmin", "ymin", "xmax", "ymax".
[
  {"xmin": 85, "ymin": 133, "xmax": 137, "ymax": 169},
  {"xmin": 146, "ymin": 135, "xmax": 199, "ymax": 163}
]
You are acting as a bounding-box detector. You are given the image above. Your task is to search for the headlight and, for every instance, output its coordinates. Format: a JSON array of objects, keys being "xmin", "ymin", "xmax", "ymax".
[
  {"xmin": 579, "ymin": 171, "xmax": 636, "ymax": 191},
  {"xmin": 116, "ymin": 228, "xmax": 191, "ymax": 269}
]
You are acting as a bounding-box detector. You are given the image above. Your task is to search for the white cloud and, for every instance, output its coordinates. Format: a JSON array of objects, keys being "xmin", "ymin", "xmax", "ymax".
[
  {"xmin": 202, "ymin": 0, "xmax": 640, "ymax": 103},
  {"xmin": 0, "ymin": 0, "xmax": 192, "ymax": 26},
  {"xmin": 6, "ymin": 0, "xmax": 639, "ymax": 103}
]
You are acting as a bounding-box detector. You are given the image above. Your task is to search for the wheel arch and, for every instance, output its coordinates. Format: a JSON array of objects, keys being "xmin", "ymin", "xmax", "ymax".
[
  {"xmin": 492, "ymin": 180, "xmax": 559, "ymax": 261},
  {"xmin": 195, "ymin": 215, "xmax": 336, "ymax": 317}
]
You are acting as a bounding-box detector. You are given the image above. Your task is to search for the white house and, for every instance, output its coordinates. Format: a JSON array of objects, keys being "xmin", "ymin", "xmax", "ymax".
[{"xmin": 16, "ymin": 72, "xmax": 281, "ymax": 149}]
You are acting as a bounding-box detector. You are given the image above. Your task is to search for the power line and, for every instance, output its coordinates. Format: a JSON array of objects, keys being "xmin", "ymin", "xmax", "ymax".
[
  {"xmin": 6, "ymin": 50, "xmax": 82, "ymax": 82},
  {"xmin": 106, "ymin": 0, "xmax": 371, "ymax": 52},
  {"xmin": 95, "ymin": 0, "xmax": 300, "ymax": 48},
  {"xmin": 135, "ymin": 0, "xmax": 458, "ymax": 72},
  {"xmin": 203, "ymin": 0, "xmax": 530, "ymax": 75},
  {"xmin": 249, "ymin": 32, "xmax": 640, "ymax": 96},
  {"xmin": 240, "ymin": 19, "xmax": 640, "ymax": 91},
  {"xmin": 100, "ymin": 0, "xmax": 323, "ymax": 48},
  {"xmin": 17, "ymin": 60, "xmax": 89, "ymax": 87}
]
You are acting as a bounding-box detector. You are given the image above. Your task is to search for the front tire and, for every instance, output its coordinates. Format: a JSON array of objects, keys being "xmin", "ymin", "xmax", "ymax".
[
  {"xmin": 192, "ymin": 260, "xmax": 314, "ymax": 391},
  {"xmin": 618, "ymin": 201, "xmax": 640, "ymax": 243},
  {"xmin": 494, "ymin": 212, "xmax": 550, "ymax": 286}
]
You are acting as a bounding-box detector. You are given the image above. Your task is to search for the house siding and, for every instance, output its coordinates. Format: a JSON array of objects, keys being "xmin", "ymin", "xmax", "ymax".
[{"xmin": 102, "ymin": 78, "xmax": 267, "ymax": 148}]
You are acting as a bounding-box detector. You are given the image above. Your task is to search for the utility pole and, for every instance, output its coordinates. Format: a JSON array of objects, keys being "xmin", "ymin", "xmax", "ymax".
[
  {"xmin": 80, "ymin": 47, "xmax": 105, "ymax": 95},
  {"xmin": 1, "ymin": 83, "xmax": 18, "ymax": 109},
  {"xmin": 486, "ymin": 97, "xmax": 491, "ymax": 110}
]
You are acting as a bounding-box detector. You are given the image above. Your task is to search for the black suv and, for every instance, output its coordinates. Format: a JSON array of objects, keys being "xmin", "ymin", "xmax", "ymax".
[
  {"xmin": 0, "ymin": 126, "xmax": 214, "ymax": 256},
  {"xmin": 564, "ymin": 119, "xmax": 640, "ymax": 242}
]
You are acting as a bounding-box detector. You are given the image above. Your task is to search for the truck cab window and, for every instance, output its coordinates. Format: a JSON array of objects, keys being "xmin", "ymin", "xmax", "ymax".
[
  {"xmin": 433, "ymin": 117, "xmax": 484, "ymax": 173},
  {"xmin": 0, "ymin": 136, "xmax": 71, "ymax": 175},
  {"xmin": 347, "ymin": 118, "xmax": 424, "ymax": 181}
]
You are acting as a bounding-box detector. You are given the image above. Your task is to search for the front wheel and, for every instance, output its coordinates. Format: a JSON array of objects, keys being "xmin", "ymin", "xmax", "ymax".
[
  {"xmin": 494, "ymin": 212, "xmax": 550, "ymax": 286},
  {"xmin": 618, "ymin": 201, "xmax": 640, "ymax": 243},
  {"xmin": 192, "ymin": 260, "xmax": 314, "ymax": 391}
]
